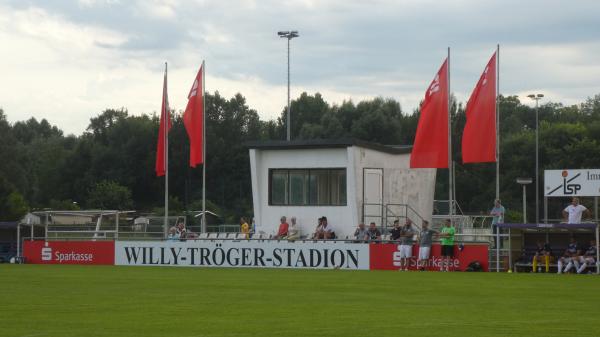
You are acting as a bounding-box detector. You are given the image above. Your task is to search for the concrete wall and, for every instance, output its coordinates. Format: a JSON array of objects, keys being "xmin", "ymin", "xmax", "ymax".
[{"xmin": 352, "ymin": 147, "xmax": 436, "ymax": 227}]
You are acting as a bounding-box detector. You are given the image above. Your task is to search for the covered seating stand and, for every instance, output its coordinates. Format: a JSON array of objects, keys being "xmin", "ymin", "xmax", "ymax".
[{"xmin": 494, "ymin": 223, "xmax": 599, "ymax": 274}]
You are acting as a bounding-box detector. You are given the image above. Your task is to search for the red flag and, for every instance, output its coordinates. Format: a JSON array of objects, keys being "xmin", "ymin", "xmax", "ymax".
[
  {"xmin": 410, "ymin": 59, "xmax": 449, "ymax": 168},
  {"xmin": 183, "ymin": 65, "xmax": 204, "ymax": 167},
  {"xmin": 155, "ymin": 67, "xmax": 171, "ymax": 177},
  {"xmin": 462, "ymin": 52, "xmax": 497, "ymax": 163}
]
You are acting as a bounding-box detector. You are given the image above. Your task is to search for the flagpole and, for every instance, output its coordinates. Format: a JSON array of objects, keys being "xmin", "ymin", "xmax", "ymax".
[
  {"xmin": 202, "ymin": 60, "xmax": 207, "ymax": 233},
  {"xmin": 495, "ymin": 44, "xmax": 500, "ymax": 201},
  {"xmin": 164, "ymin": 62, "xmax": 169, "ymax": 238},
  {"xmin": 447, "ymin": 47, "xmax": 453, "ymax": 219}
]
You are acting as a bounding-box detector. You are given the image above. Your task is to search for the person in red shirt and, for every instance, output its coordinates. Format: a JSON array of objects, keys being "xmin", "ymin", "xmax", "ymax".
[{"xmin": 274, "ymin": 216, "xmax": 289, "ymax": 239}]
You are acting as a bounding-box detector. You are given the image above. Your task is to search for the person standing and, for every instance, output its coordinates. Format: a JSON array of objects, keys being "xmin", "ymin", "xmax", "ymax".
[
  {"xmin": 562, "ymin": 198, "xmax": 591, "ymax": 224},
  {"xmin": 389, "ymin": 220, "xmax": 402, "ymax": 241},
  {"xmin": 417, "ymin": 220, "xmax": 438, "ymax": 271},
  {"xmin": 439, "ymin": 219, "xmax": 456, "ymax": 272},
  {"xmin": 398, "ymin": 219, "xmax": 416, "ymax": 271},
  {"xmin": 490, "ymin": 199, "xmax": 505, "ymax": 225},
  {"xmin": 366, "ymin": 222, "xmax": 382, "ymax": 242}
]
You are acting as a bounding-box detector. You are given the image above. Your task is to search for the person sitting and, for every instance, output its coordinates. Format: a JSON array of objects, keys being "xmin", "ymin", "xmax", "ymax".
[
  {"xmin": 313, "ymin": 217, "xmax": 334, "ymax": 239},
  {"xmin": 176, "ymin": 221, "xmax": 187, "ymax": 240},
  {"xmin": 287, "ymin": 216, "xmax": 301, "ymax": 240},
  {"xmin": 576, "ymin": 239, "xmax": 597, "ymax": 274},
  {"xmin": 558, "ymin": 237, "xmax": 582, "ymax": 274},
  {"xmin": 389, "ymin": 220, "xmax": 402, "ymax": 241},
  {"xmin": 366, "ymin": 222, "xmax": 381, "ymax": 242},
  {"xmin": 274, "ymin": 216, "xmax": 289, "ymax": 239},
  {"xmin": 167, "ymin": 226, "xmax": 180, "ymax": 241},
  {"xmin": 354, "ymin": 223, "xmax": 369, "ymax": 242},
  {"xmin": 532, "ymin": 241, "xmax": 552, "ymax": 273},
  {"xmin": 240, "ymin": 217, "xmax": 250, "ymax": 239}
]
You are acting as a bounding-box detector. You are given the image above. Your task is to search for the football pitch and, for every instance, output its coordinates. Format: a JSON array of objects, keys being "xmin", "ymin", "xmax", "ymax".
[{"xmin": 1, "ymin": 265, "xmax": 599, "ymax": 337}]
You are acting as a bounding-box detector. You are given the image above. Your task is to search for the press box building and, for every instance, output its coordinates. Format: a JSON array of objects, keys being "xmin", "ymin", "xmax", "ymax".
[{"xmin": 247, "ymin": 139, "xmax": 436, "ymax": 239}]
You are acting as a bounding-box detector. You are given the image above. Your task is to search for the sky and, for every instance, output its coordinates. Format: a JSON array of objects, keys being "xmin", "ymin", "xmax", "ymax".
[{"xmin": 1, "ymin": 0, "xmax": 600, "ymax": 135}]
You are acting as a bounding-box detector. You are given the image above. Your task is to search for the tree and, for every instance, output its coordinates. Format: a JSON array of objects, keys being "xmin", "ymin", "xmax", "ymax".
[{"xmin": 87, "ymin": 181, "xmax": 133, "ymax": 210}]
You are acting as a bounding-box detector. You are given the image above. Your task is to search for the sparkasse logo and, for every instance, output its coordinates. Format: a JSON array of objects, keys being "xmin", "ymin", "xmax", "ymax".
[{"xmin": 41, "ymin": 245, "xmax": 52, "ymax": 261}]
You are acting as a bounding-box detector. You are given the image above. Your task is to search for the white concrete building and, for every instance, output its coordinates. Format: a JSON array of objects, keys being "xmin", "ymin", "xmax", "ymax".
[{"xmin": 248, "ymin": 139, "xmax": 436, "ymax": 239}]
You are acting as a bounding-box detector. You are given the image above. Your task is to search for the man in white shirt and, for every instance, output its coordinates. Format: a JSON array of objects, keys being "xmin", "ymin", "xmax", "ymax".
[{"xmin": 562, "ymin": 198, "xmax": 590, "ymax": 224}]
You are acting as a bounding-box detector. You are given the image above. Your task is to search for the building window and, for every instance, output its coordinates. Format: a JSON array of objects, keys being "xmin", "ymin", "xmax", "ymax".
[{"xmin": 269, "ymin": 169, "xmax": 347, "ymax": 206}]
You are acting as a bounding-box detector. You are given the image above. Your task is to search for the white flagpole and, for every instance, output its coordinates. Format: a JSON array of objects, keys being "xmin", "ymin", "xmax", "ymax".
[
  {"xmin": 202, "ymin": 61, "xmax": 207, "ymax": 233},
  {"xmin": 164, "ymin": 62, "xmax": 169, "ymax": 237},
  {"xmin": 495, "ymin": 44, "xmax": 500, "ymax": 201},
  {"xmin": 447, "ymin": 47, "xmax": 453, "ymax": 218}
]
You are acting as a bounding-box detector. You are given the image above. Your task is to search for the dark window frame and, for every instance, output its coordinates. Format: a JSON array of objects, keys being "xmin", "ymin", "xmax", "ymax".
[{"xmin": 268, "ymin": 168, "xmax": 347, "ymax": 206}]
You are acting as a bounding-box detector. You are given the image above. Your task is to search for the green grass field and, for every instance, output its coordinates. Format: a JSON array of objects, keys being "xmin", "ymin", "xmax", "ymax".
[{"xmin": 1, "ymin": 265, "xmax": 599, "ymax": 337}]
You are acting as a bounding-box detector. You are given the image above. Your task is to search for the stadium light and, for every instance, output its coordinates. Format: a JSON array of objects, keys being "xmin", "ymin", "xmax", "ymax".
[
  {"xmin": 278, "ymin": 30, "xmax": 299, "ymax": 141},
  {"xmin": 527, "ymin": 93, "xmax": 544, "ymax": 224},
  {"xmin": 516, "ymin": 177, "xmax": 533, "ymax": 223}
]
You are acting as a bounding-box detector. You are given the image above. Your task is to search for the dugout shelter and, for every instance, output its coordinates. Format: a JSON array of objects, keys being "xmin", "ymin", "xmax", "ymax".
[{"xmin": 494, "ymin": 222, "xmax": 599, "ymax": 274}]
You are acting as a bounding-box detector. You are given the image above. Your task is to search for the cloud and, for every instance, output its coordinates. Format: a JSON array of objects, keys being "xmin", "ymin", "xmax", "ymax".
[{"xmin": 1, "ymin": 0, "xmax": 600, "ymax": 135}]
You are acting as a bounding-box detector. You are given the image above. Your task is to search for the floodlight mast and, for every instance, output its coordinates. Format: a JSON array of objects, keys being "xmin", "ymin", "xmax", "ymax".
[
  {"xmin": 527, "ymin": 93, "xmax": 544, "ymax": 224},
  {"xmin": 278, "ymin": 30, "xmax": 299, "ymax": 141}
]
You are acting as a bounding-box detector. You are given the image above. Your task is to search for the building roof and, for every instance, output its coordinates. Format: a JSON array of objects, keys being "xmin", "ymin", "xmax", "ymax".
[
  {"xmin": 495, "ymin": 223, "xmax": 598, "ymax": 229},
  {"xmin": 0, "ymin": 221, "xmax": 18, "ymax": 229},
  {"xmin": 246, "ymin": 138, "xmax": 412, "ymax": 155}
]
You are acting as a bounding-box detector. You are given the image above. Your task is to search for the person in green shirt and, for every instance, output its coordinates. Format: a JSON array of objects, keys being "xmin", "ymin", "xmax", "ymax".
[{"xmin": 439, "ymin": 219, "xmax": 456, "ymax": 272}]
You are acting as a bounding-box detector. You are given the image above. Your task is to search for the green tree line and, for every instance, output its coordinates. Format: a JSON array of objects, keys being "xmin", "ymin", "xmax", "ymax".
[{"xmin": 1, "ymin": 91, "xmax": 599, "ymax": 223}]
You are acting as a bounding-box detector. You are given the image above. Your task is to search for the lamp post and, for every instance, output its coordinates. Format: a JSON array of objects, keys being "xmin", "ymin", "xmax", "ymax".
[
  {"xmin": 527, "ymin": 93, "xmax": 544, "ymax": 224},
  {"xmin": 517, "ymin": 178, "xmax": 533, "ymax": 223},
  {"xmin": 278, "ymin": 30, "xmax": 299, "ymax": 141}
]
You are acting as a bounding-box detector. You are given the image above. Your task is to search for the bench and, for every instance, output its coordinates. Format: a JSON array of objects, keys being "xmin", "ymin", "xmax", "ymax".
[{"xmin": 514, "ymin": 261, "xmax": 598, "ymax": 273}]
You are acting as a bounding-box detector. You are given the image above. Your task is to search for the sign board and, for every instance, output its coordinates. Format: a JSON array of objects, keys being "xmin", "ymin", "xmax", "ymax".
[
  {"xmin": 369, "ymin": 243, "xmax": 489, "ymax": 271},
  {"xmin": 115, "ymin": 240, "xmax": 370, "ymax": 270},
  {"xmin": 544, "ymin": 169, "xmax": 600, "ymax": 197},
  {"xmin": 23, "ymin": 241, "xmax": 115, "ymax": 265}
]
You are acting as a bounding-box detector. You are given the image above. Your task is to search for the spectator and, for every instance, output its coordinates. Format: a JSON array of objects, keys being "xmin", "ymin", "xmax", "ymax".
[
  {"xmin": 167, "ymin": 226, "xmax": 180, "ymax": 241},
  {"xmin": 557, "ymin": 237, "xmax": 582, "ymax": 274},
  {"xmin": 389, "ymin": 220, "xmax": 402, "ymax": 241},
  {"xmin": 417, "ymin": 220, "xmax": 438, "ymax": 271},
  {"xmin": 354, "ymin": 223, "xmax": 369, "ymax": 242},
  {"xmin": 176, "ymin": 221, "xmax": 187, "ymax": 240},
  {"xmin": 366, "ymin": 222, "xmax": 381, "ymax": 242},
  {"xmin": 562, "ymin": 197, "xmax": 590, "ymax": 224},
  {"xmin": 287, "ymin": 216, "xmax": 300, "ymax": 240},
  {"xmin": 240, "ymin": 217, "xmax": 250, "ymax": 239},
  {"xmin": 312, "ymin": 217, "xmax": 324, "ymax": 239},
  {"xmin": 577, "ymin": 239, "xmax": 597, "ymax": 274},
  {"xmin": 490, "ymin": 199, "xmax": 505, "ymax": 225},
  {"xmin": 313, "ymin": 217, "xmax": 334, "ymax": 239},
  {"xmin": 274, "ymin": 216, "xmax": 289, "ymax": 239},
  {"xmin": 532, "ymin": 241, "xmax": 552, "ymax": 273},
  {"xmin": 438, "ymin": 219, "xmax": 456, "ymax": 272},
  {"xmin": 398, "ymin": 219, "xmax": 416, "ymax": 271}
]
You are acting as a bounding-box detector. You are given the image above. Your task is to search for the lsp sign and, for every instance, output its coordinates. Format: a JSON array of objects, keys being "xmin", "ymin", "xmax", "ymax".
[{"xmin": 545, "ymin": 169, "xmax": 600, "ymax": 197}]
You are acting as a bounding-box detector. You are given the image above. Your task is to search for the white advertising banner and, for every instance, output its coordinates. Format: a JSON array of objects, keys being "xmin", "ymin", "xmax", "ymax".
[
  {"xmin": 115, "ymin": 240, "xmax": 370, "ymax": 270},
  {"xmin": 544, "ymin": 169, "xmax": 600, "ymax": 197}
]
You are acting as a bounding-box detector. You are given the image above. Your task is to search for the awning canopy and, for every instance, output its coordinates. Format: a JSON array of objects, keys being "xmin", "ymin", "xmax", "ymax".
[
  {"xmin": 0, "ymin": 221, "xmax": 18, "ymax": 229},
  {"xmin": 494, "ymin": 223, "xmax": 597, "ymax": 229}
]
